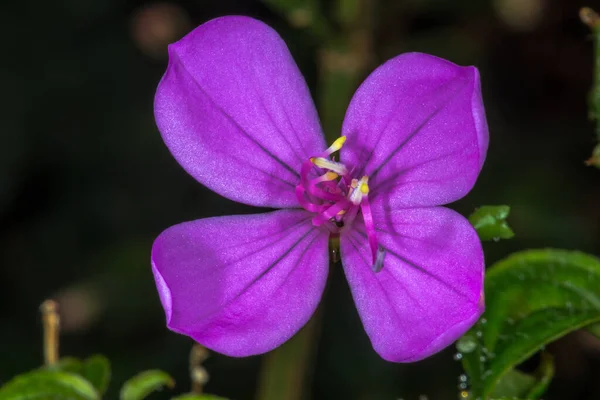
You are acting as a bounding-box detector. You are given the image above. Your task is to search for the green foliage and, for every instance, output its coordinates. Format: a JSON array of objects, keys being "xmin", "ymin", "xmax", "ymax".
[
  {"xmin": 468, "ymin": 205, "xmax": 514, "ymax": 241},
  {"xmin": 55, "ymin": 357, "xmax": 84, "ymax": 374},
  {"xmin": 0, "ymin": 359, "xmax": 229, "ymax": 400},
  {"xmin": 54, "ymin": 355, "xmax": 111, "ymax": 395},
  {"xmin": 581, "ymin": 8, "xmax": 600, "ymax": 165},
  {"xmin": 490, "ymin": 352, "xmax": 554, "ymax": 400},
  {"xmin": 119, "ymin": 370, "xmax": 175, "ymax": 400},
  {"xmin": 80, "ymin": 355, "xmax": 111, "ymax": 395},
  {"xmin": 459, "ymin": 249, "xmax": 600, "ymax": 399},
  {"xmin": 335, "ymin": 0, "xmax": 361, "ymax": 27},
  {"xmin": 587, "ymin": 322, "xmax": 600, "ymax": 338},
  {"xmin": 0, "ymin": 370, "xmax": 99, "ymax": 400}
]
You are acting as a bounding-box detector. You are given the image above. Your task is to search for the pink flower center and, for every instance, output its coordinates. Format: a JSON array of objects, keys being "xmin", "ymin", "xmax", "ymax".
[{"xmin": 296, "ymin": 137, "xmax": 385, "ymax": 272}]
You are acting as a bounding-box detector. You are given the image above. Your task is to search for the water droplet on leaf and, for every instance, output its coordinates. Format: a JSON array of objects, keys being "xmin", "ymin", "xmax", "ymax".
[{"xmin": 456, "ymin": 335, "xmax": 477, "ymax": 353}]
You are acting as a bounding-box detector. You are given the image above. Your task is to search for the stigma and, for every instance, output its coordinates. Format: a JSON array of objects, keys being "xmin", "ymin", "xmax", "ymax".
[{"xmin": 296, "ymin": 137, "xmax": 385, "ymax": 272}]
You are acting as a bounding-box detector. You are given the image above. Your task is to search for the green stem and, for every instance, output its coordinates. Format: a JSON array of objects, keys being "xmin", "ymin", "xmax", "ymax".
[{"xmin": 255, "ymin": 313, "xmax": 321, "ymax": 400}]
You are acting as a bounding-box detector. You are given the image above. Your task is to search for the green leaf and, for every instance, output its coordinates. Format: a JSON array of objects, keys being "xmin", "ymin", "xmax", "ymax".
[
  {"xmin": 120, "ymin": 370, "xmax": 175, "ymax": 400},
  {"xmin": 81, "ymin": 355, "xmax": 111, "ymax": 395},
  {"xmin": 468, "ymin": 205, "xmax": 514, "ymax": 241},
  {"xmin": 586, "ymin": 322, "xmax": 600, "ymax": 338},
  {"xmin": 491, "ymin": 352, "xmax": 554, "ymax": 399},
  {"xmin": 170, "ymin": 394, "xmax": 228, "ymax": 400},
  {"xmin": 55, "ymin": 357, "xmax": 84, "ymax": 374},
  {"xmin": 524, "ymin": 352, "xmax": 554, "ymax": 400},
  {"xmin": 0, "ymin": 370, "xmax": 98, "ymax": 400},
  {"xmin": 491, "ymin": 369, "xmax": 536, "ymax": 398},
  {"xmin": 52, "ymin": 355, "xmax": 111, "ymax": 395},
  {"xmin": 460, "ymin": 249, "xmax": 600, "ymax": 399}
]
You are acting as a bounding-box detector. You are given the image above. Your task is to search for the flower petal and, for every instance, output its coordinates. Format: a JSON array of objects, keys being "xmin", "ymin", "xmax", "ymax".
[
  {"xmin": 151, "ymin": 209, "xmax": 329, "ymax": 356},
  {"xmin": 341, "ymin": 52, "xmax": 489, "ymax": 208},
  {"xmin": 340, "ymin": 206, "xmax": 484, "ymax": 362},
  {"xmin": 155, "ymin": 17, "xmax": 326, "ymax": 208}
]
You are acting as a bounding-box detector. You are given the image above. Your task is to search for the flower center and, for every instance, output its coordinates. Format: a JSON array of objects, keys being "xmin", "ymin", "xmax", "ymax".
[{"xmin": 296, "ymin": 137, "xmax": 385, "ymax": 272}]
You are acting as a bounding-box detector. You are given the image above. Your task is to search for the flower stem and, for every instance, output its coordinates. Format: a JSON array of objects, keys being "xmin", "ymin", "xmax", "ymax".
[
  {"xmin": 255, "ymin": 314, "xmax": 321, "ymax": 400},
  {"xmin": 255, "ymin": 238, "xmax": 342, "ymax": 400},
  {"xmin": 256, "ymin": 1, "xmax": 375, "ymax": 399},
  {"xmin": 40, "ymin": 299, "xmax": 60, "ymax": 366}
]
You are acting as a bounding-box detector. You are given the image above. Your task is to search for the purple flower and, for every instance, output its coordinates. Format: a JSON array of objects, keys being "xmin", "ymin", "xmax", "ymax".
[{"xmin": 152, "ymin": 16, "xmax": 488, "ymax": 362}]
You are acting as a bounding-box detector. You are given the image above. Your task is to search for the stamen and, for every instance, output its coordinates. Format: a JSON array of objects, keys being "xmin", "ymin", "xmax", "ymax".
[
  {"xmin": 300, "ymin": 158, "xmax": 315, "ymax": 186},
  {"xmin": 308, "ymin": 172, "xmax": 343, "ymax": 202},
  {"xmin": 372, "ymin": 246, "xmax": 386, "ymax": 273},
  {"xmin": 340, "ymin": 204, "xmax": 359, "ymax": 229},
  {"xmin": 310, "ymin": 157, "xmax": 349, "ymax": 176},
  {"xmin": 296, "ymin": 137, "xmax": 384, "ymax": 273},
  {"xmin": 360, "ymin": 181, "xmax": 369, "ymax": 195},
  {"xmin": 349, "ymin": 176, "xmax": 369, "ymax": 205},
  {"xmin": 312, "ymin": 198, "xmax": 350, "ymax": 227},
  {"xmin": 317, "ymin": 171, "xmax": 338, "ymax": 182},
  {"xmin": 359, "ymin": 188, "xmax": 384, "ymax": 270},
  {"xmin": 323, "ymin": 136, "xmax": 346, "ymax": 156},
  {"xmin": 295, "ymin": 185, "xmax": 328, "ymax": 213}
]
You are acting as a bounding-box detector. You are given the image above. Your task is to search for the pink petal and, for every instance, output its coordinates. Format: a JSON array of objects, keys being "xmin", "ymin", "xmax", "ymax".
[
  {"xmin": 151, "ymin": 210, "xmax": 329, "ymax": 356},
  {"xmin": 155, "ymin": 17, "xmax": 326, "ymax": 208},
  {"xmin": 340, "ymin": 206, "xmax": 484, "ymax": 362},
  {"xmin": 341, "ymin": 52, "xmax": 489, "ymax": 208}
]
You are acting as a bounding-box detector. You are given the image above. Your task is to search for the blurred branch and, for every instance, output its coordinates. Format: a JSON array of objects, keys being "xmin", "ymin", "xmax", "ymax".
[
  {"xmin": 580, "ymin": 7, "xmax": 600, "ymax": 167},
  {"xmin": 318, "ymin": 0, "xmax": 374, "ymax": 140},
  {"xmin": 40, "ymin": 300, "xmax": 60, "ymax": 367},
  {"xmin": 189, "ymin": 344, "xmax": 209, "ymax": 394}
]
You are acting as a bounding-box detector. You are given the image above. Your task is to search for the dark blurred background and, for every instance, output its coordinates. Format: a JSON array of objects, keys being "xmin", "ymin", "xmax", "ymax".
[{"xmin": 1, "ymin": 0, "xmax": 600, "ymax": 399}]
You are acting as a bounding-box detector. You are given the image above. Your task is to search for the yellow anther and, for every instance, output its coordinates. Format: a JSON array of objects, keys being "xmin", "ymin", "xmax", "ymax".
[
  {"xmin": 360, "ymin": 183, "xmax": 369, "ymax": 195},
  {"xmin": 331, "ymin": 136, "xmax": 346, "ymax": 150},
  {"xmin": 348, "ymin": 176, "xmax": 369, "ymax": 205},
  {"xmin": 324, "ymin": 171, "xmax": 338, "ymax": 181},
  {"xmin": 359, "ymin": 175, "xmax": 369, "ymax": 194},
  {"xmin": 323, "ymin": 136, "xmax": 347, "ymax": 156},
  {"xmin": 337, "ymin": 209, "xmax": 346, "ymax": 215}
]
